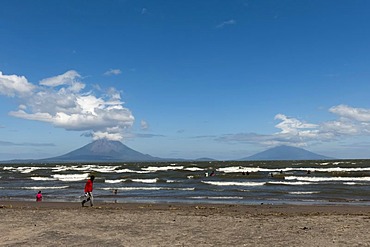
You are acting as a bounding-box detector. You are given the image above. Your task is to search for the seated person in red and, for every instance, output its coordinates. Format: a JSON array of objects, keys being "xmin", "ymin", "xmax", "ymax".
[{"xmin": 36, "ymin": 191, "xmax": 42, "ymax": 202}]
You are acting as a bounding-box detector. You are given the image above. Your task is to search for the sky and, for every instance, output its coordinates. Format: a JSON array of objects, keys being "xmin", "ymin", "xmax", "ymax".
[{"xmin": 1, "ymin": 0, "xmax": 370, "ymax": 160}]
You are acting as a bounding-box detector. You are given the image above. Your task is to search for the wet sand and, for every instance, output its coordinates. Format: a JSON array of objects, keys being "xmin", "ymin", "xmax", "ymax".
[{"xmin": 1, "ymin": 201, "xmax": 370, "ymax": 246}]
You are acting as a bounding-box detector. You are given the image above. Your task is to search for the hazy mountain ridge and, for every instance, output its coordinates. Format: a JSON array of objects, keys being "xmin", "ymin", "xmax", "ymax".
[
  {"xmin": 242, "ymin": 145, "xmax": 332, "ymax": 161},
  {"xmin": 1, "ymin": 140, "xmax": 333, "ymax": 163}
]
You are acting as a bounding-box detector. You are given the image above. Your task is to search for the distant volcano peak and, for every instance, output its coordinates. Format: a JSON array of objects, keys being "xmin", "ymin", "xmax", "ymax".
[
  {"xmin": 89, "ymin": 139, "xmax": 124, "ymax": 154},
  {"xmin": 242, "ymin": 145, "xmax": 332, "ymax": 161},
  {"xmin": 45, "ymin": 139, "xmax": 161, "ymax": 162}
]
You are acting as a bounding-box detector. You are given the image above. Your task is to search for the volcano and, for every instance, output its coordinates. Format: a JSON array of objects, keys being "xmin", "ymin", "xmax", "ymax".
[
  {"xmin": 242, "ymin": 145, "xmax": 332, "ymax": 161},
  {"xmin": 44, "ymin": 139, "xmax": 161, "ymax": 162}
]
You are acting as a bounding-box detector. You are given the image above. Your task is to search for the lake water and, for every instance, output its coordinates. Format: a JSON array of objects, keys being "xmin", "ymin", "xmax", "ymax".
[{"xmin": 1, "ymin": 160, "xmax": 370, "ymax": 205}]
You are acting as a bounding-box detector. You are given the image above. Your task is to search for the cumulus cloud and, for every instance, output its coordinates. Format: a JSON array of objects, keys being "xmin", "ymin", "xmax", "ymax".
[
  {"xmin": 218, "ymin": 105, "xmax": 370, "ymax": 148},
  {"xmin": 216, "ymin": 19, "xmax": 236, "ymax": 29},
  {"xmin": 274, "ymin": 114, "xmax": 318, "ymax": 135},
  {"xmin": 104, "ymin": 69, "xmax": 122, "ymax": 76},
  {"xmin": 0, "ymin": 71, "xmax": 35, "ymax": 97},
  {"xmin": 1, "ymin": 70, "xmax": 134, "ymax": 141},
  {"xmin": 329, "ymin": 104, "xmax": 370, "ymax": 122}
]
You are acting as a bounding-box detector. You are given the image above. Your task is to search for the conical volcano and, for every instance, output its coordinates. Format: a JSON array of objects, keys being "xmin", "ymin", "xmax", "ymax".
[{"xmin": 46, "ymin": 139, "xmax": 161, "ymax": 162}]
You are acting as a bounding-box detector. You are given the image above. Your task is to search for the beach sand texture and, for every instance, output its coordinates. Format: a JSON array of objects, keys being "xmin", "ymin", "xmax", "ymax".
[{"xmin": 1, "ymin": 201, "xmax": 370, "ymax": 246}]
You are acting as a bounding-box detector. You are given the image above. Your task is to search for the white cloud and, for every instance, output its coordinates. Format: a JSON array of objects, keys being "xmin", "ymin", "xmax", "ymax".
[
  {"xmin": 329, "ymin": 104, "xmax": 370, "ymax": 122},
  {"xmin": 218, "ymin": 105, "xmax": 370, "ymax": 148},
  {"xmin": 0, "ymin": 71, "xmax": 35, "ymax": 97},
  {"xmin": 274, "ymin": 114, "xmax": 318, "ymax": 135},
  {"xmin": 9, "ymin": 110, "xmax": 54, "ymax": 123},
  {"xmin": 39, "ymin": 70, "xmax": 81, "ymax": 87},
  {"xmin": 92, "ymin": 130, "xmax": 123, "ymax": 141},
  {"xmin": 2, "ymin": 70, "xmax": 135, "ymax": 141},
  {"xmin": 141, "ymin": 120, "xmax": 149, "ymax": 130},
  {"xmin": 104, "ymin": 69, "xmax": 122, "ymax": 76},
  {"xmin": 216, "ymin": 19, "xmax": 236, "ymax": 29}
]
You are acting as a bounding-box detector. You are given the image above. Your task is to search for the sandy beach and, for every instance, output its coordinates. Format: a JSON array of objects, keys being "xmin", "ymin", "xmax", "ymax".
[{"xmin": 1, "ymin": 201, "xmax": 370, "ymax": 246}]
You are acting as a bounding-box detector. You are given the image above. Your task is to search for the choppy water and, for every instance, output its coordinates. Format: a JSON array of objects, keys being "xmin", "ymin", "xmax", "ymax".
[{"xmin": 1, "ymin": 160, "xmax": 370, "ymax": 205}]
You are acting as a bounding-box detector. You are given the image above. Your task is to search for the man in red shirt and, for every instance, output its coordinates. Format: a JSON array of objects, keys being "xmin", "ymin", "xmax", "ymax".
[{"xmin": 82, "ymin": 175, "xmax": 95, "ymax": 207}]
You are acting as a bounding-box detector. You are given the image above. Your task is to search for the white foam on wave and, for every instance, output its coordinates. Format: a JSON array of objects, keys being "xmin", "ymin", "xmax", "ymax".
[
  {"xmin": 142, "ymin": 166, "xmax": 184, "ymax": 172},
  {"xmin": 343, "ymin": 182, "xmax": 368, "ymax": 185},
  {"xmin": 166, "ymin": 179, "xmax": 179, "ymax": 183},
  {"xmin": 188, "ymin": 196, "xmax": 244, "ymax": 200},
  {"xmin": 343, "ymin": 182, "xmax": 359, "ymax": 185},
  {"xmin": 208, "ymin": 196, "xmax": 244, "ymax": 199},
  {"xmin": 4, "ymin": 166, "xmax": 52, "ymax": 173},
  {"xmin": 217, "ymin": 166, "xmax": 262, "ymax": 173},
  {"xmin": 288, "ymin": 191, "xmax": 319, "ymax": 195},
  {"xmin": 101, "ymin": 187, "xmax": 161, "ymax": 191},
  {"xmin": 30, "ymin": 177, "xmax": 56, "ymax": 181},
  {"xmin": 52, "ymin": 174, "xmax": 89, "ymax": 181},
  {"xmin": 2, "ymin": 166, "xmax": 14, "ymax": 170},
  {"xmin": 285, "ymin": 176, "xmax": 370, "ymax": 182},
  {"xmin": 101, "ymin": 186, "xmax": 194, "ymax": 191},
  {"xmin": 52, "ymin": 165, "xmax": 120, "ymax": 173},
  {"xmin": 311, "ymin": 167, "xmax": 370, "ymax": 172},
  {"xmin": 90, "ymin": 166, "xmax": 121, "ymax": 173},
  {"xmin": 217, "ymin": 166, "xmax": 370, "ymax": 174},
  {"xmin": 217, "ymin": 166, "xmax": 310, "ymax": 173},
  {"xmin": 52, "ymin": 165, "xmax": 89, "ymax": 172},
  {"xmin": 131, "ymin": 178, "xmax": 158, "ymax": 183},
  {"xmin": 176, "ymin": 187, "xmax": 195, "ymax": 191},
  {"xmin": 21, "ymin": 186, "xmax": 69, "ymax": 190},
  {"xmin": 268, "ymin": 181, "xmax": 313, "ymax": 185},
  {"xmin": 105, "ymin": 179, "xmax": 126, "ymax": 183},
  {"xmin": 317, "ymin": 161, "xmax": 352, "ymax": 166},
  {"xmin": 184, "ymin": 167, "xmax": 204, "ymax": 171},
  {"xmin": 202, "ymin": 181, "xmax": 265, "ymax": 186},
  {"xmin": 114, "ymin": 168, "xmax": 151, "ymax": 174}
]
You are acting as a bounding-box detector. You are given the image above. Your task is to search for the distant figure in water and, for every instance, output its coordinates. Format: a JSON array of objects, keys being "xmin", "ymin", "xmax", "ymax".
[
  {"xmin": 210, "ymin": 171, "xmax": 215, "ymax": 176},
  {"xmin": 113, "ymin": 189, "xmax": 118, "ymax": 203},
  {"xmin": 36, "ymin": 191, "xmax": 42, "ymax": 202},
  {"xmin": 307, "ymin": 170, "xmax": 311, "ymax": 174}
]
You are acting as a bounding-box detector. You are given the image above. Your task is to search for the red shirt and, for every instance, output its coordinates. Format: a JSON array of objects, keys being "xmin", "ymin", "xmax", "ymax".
[
  {"xmin": 36, "ymin": 193, "xmax": 42, "ymax": 202},
  {"xmin": 84, "ymin": 179, "xmax": 93, "ymax": 193}
]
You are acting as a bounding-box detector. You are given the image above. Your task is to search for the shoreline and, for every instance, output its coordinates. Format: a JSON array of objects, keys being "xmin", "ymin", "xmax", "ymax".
[
  {"xmin": 1, "ymin": 200, "xmax": 370, "ymax": 216},
  {"xmin": 2, "ymin": 200, "xmax": 370, "ymax": 246}
]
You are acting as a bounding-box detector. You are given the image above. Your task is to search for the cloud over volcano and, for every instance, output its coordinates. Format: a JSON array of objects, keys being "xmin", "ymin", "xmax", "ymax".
[{"xmin": 0, "ymin": 70, "xmax": 134, "ymax": 141}]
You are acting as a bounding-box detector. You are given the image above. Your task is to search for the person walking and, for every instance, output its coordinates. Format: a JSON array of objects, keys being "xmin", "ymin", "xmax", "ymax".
[{"xmin": 82, "ymin": 175, "xmax": 95, "ymax": 207}]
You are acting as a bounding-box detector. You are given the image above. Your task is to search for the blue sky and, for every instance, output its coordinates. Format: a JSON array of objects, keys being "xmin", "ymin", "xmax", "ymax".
[{"xmin": 1, "ymin": 0, "xmax": 370, "ymax": 160}]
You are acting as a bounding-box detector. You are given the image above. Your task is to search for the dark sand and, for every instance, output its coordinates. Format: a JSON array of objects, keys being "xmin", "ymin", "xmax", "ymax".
[{"xmin": 1, "ymin": 201, "xmax": 370, "ymax": 246}]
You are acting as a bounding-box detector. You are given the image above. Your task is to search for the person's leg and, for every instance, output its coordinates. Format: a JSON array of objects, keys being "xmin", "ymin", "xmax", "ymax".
[
  {"xmin": 82, "ymin": 193, "xmax": 90, "ymax": 206},
  {"xmin": 89, "ymin": 193, "xmax": 94, "ymax": 206}
]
